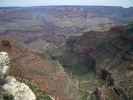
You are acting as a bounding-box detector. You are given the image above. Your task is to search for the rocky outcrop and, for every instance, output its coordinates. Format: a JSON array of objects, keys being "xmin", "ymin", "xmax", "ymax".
[
  {"xmin": 0, "ymin": 52, "xmax": 36, "ymax": 100},
  {"xmin": 0, "ymin": 52, "xmax": 10, "ymax": 79},
  {"xmin": 3, "ymin": 76, "xmax": 36, "ymax": 100},
  {"xmin": 57, "ymin": 25, "xmax": 132, "ymax": 100},
  {"xmin": 93, "ymin": 25, "xmax": 133, "ymax": 100},
  {"xmin": 0, "ymin": 39, "xmax": 79, "ymax": 100}
]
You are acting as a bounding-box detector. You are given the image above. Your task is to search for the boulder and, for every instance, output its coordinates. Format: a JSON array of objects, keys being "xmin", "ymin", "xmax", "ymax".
[
  {"xmin": 3, "ymin": 76, "xmax": 36, "ymax": 100},
  {"xmin": 0, "ymin": 52, "xmax": 10, "ymax": 79}
]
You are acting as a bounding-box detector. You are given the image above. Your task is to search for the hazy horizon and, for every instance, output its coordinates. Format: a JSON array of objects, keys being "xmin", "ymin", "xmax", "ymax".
[{"xmin": 0, "ymin": 0, "xmax": 133, "ymax": 8}]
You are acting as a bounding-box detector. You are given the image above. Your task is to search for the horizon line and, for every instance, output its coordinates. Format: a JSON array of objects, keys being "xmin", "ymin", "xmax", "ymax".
[{"xmin": 0, "ymin": 5, "xmax": 132, "ymax": 8}]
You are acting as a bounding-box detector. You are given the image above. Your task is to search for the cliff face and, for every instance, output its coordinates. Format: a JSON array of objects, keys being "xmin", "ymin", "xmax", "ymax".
[
  {"xmin": 1, "ymin": 25, "xmax": 133, "ymax": 100},
  {"xmin": 54, "ymin": 25, "xmax": 133, "ymax": 99},
  {"xmin": 95, "ymin": 25, "xmax": 133, "ymax": 99},
  {"xmin": 0, "ymin": 39, "xmax": 80, "ymax": 100},
  {"xmin": 0, "ymin": 6, "xmax": 133, "ymax": 100},
  {"xmin": 0, "ymin": 6, "xmax": 133, "ymax": 52}
]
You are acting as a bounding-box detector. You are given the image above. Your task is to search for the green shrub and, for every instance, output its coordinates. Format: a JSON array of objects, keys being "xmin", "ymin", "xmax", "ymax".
[
  {"xmin": 22, "ymin": 79, "xmax": 52, "ymax": 100},
  {"xmin": 3, "ymin": 93, "xmax": 14, "ymax": 100}
]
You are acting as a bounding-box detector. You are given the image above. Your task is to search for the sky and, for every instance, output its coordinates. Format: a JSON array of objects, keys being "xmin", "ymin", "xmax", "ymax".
[{"xmin": 0, "ymin": 0, "xmax": 133, "ymax": 7}]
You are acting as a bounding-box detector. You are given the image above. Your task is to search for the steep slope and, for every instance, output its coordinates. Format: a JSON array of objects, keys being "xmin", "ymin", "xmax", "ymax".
[
  {"xmin": 54, "ymin": 27, "xmax": 124, "ymax": 75},
  {"xmin": 54, "ymin": 25, "xmax": 133, "ymax": 99},
  {"xmin": 0, "ymin": 38, "xmax": 79, "ymax": 100},
  {"xmin": 95, "ymin": 25, "xmax": 133, "ymax": 99},
  {"xmin": 55, "ymin": 31, "xmax": 96, "ymax": 75},
  {"xmin": 67, "ymin": 25, "xmax": 133, "ymax": 99}
]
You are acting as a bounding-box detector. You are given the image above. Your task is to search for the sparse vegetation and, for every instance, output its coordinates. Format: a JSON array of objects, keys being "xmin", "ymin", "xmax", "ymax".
[
  {"xmin": 0, "ymin": 6, "xmax": 133, "ymax": 100},
  {"xmin": 1, "ymin": 40, "xmax": 12, "ymax": 48},
  {"xmin": 3, "ymin": 93, "xmax": 14, "ymax": 100},
  {"xmin": 22, "ymin": 79, "xmax": 52, "ymax": 100}
]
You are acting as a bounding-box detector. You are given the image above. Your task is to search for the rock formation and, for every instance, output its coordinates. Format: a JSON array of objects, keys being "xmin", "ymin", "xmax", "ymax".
[
  {"xmin": 0, "ymin": 52, "xmax": 10, "ymax": 79},
  {"xmin": 90, "ymin": 26, "xmax": 133, "ymax": 100},
  {"xmin": 0, "ymin": 52, "xmax": 36, "ymax": 100}
]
